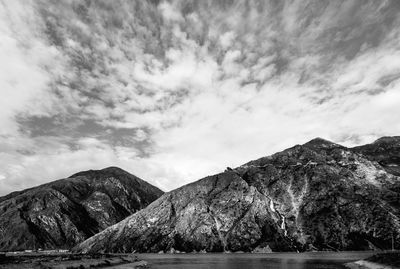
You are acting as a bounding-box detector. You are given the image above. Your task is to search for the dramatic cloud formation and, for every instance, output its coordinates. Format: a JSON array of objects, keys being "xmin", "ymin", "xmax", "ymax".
[{"xmin": 0, "ymin": 0, "xmax": 400, "ymax": 194}]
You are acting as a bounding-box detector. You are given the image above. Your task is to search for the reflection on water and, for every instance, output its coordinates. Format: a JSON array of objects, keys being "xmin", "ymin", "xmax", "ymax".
[{"xmin": 135, "ymin": 251, "xmax": 375, "ymax": 269}]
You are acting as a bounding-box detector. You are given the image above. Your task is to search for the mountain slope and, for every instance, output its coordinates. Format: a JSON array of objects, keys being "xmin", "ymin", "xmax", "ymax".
[
  {"xmin": 352, "ymin": 136, "xmax": 400, "ymax": 176},
  {"xmin": 75, "ymin": 138, "xmax": 400, "ymax": 253},
  {"xmin": 0, "ymin": 167, "xmax": 163, "ymax": 251}
]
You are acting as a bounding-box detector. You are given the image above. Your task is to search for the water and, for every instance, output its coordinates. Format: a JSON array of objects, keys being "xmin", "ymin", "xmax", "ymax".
[{"xmin": 134, "ymin": 251, "xmax": 375, "ymax": 269}]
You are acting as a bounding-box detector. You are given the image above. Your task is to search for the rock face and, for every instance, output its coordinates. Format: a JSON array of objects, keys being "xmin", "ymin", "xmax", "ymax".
[
  {"xmin": 75, "ymin": 137, "xmax": 400, "ymax": 254},
  {"xmin": 0, "ymin": 167, "xmax": 163, "ymax": 251}
]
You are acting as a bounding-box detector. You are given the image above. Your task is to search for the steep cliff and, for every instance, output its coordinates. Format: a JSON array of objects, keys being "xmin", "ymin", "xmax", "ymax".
[
  {"xmin": 75, "ymin": 138, "xmax": 400, "ymax": 253},
  {"xmin": 0, "ymin": 167, "xmax": 163, "ymax": 251}
]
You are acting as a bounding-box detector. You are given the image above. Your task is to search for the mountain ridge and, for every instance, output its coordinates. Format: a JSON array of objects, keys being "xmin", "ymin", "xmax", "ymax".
[
  {"xmin": 74, "ymin": 136, "xmax": 400, "ymax": 253},
  {"xmin": 0, "ymin": 167, "xmax": 163, "ymax": 251},
  {"xmin": 352, "ymin": 136, "xmax": 400, "ymax": 176}
]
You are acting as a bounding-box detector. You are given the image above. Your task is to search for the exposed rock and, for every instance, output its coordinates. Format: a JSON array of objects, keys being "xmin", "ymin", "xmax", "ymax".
[
  {"xmin": 251, "ymin": 245, "xmax": 272, "ymax": 253},
  {"xmin": 0, "ymin": 167, "xmax": 163, "ymax": 251},
  {"xmin": 75, "ymin": 138, "xmax": 400, "ymax": 253},
  {"xmin": 353, "ymin": 136, "xmax": 400, "ymax": 176}
]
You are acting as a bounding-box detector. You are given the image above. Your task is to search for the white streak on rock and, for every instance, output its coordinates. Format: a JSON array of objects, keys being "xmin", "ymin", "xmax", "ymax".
[{"xmin": 269, "ymin": 199, "xmax": 276, "ymax": 212}]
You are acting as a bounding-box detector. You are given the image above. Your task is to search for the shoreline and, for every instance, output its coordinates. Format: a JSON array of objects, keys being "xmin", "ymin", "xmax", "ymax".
[
  {"xmin": 2, "ymin": 250, "xmax": 397, "ymax": 269},
  {"xmin": 0, "ymin": 253, "xmax": 148, "ymax": 269},
  {"xmin": 344, "ymin": 252, "xmax": 400, "ymax": 269},
  {"xmin": 345, "ymin": 260, "xmax": 398, "ymax": 269}
]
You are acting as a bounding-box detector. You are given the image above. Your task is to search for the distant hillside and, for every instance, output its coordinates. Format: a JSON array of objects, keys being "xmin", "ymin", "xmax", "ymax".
[{"xmin": 0, "ymin": 167, "xmax": 163, "ymax": 251}]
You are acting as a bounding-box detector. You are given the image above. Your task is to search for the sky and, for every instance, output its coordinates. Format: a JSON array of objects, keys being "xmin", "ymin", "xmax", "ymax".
[{"xmin": 0, "ymin": 0, "xmax": 400, "ymax": 195}]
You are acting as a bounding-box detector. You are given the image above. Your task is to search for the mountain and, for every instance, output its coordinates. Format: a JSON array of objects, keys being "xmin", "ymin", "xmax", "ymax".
[
  {"xmin": 0, "ymin": 167, "xmax": 163, "ymax": 251},
  {"xmin": 75, "ymin": 137, "xmax": 400, "ymax": 253},
  {"xmin": 352, "ymin": 136, "xmax": 400, "ymax": 176}
]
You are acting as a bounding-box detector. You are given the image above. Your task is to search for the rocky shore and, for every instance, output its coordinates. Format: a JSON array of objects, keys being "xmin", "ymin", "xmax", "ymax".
[{"xmin": 345, "ymin": 252, "xmax": 400, "ymax": 269}]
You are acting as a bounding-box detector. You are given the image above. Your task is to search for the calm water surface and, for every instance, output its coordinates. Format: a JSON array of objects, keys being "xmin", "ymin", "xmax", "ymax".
[{"xmin": 134, "ymin": 251, "xmax": 375, "ymax": 269}]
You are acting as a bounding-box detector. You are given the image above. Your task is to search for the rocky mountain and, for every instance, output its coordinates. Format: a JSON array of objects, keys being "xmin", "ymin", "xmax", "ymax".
[
  {"xmin": 75, "ymin": 137, "xmax": 400, "ymax": 253},
  {"xmin": 352, "ymin": 136, "xmax": 400, "ymax": 176},
  {"xmin": 0, "ymin": 167, "xmax": 163, "ymax": 251}
]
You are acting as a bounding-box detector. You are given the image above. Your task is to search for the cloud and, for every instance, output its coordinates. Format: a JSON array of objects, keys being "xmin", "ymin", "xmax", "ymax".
[
  {"xmin": 219, "ymin": 31, "xmax": 236, "ymax": 49},
  {"xmin": 158, "ymin": 1, "xmax": 183, "ymax": 22},
  {"xmin": 0, "ymin": 0, "xmax": 61, "ymax": 135},
  {"xmin": 1, "ymin": 0, "xmax": 400, "ymax": 195}
]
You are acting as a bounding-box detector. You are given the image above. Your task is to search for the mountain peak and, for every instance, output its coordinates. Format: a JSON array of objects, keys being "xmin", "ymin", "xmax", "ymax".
[
  {"xmin": 101, "ymin": 166, "xmax": 129, "ymax": 174},
  {"xmin": 69, "ymin": 166, "xmax": 129, "ymax": 178},
  {"xmin": 0, "ymin": 167, "xmax": 163, "ymax": 251},
  {"xmin": 303, "ymin": 137, "xmax": 341, "ymax": 149},
  {"xmin": 305, "ymin": 137, "xmax": 332, "ymax": 144}
]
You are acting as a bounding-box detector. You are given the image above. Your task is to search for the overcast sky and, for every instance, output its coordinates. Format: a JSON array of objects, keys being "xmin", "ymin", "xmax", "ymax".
[{"xmin": 0, "ymin": 0, "xmax": 400, "ymax": 195}]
